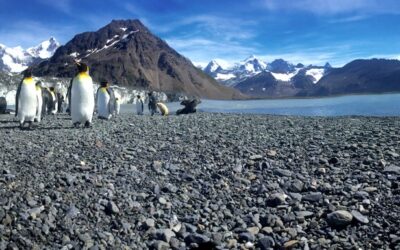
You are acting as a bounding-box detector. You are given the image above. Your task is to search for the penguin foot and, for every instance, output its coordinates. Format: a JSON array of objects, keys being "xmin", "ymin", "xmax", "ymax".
[
  {"xmin": 84, "ymin": 121, "xmax": 91, "ymax": 128},
  {"xmin": 27, "ymin": 121, "xmax": 34, "ymax": 130},
  {"xmin": 73, "ymin": 122, "xmax": 80, "ymax": 128}
]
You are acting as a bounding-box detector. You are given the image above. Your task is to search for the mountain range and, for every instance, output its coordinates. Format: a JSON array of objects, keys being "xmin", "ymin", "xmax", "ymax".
[
  {"xmin": 0, "ymin": 37, "xmax": 59, "ymax": 73},
  {"xmin": 202, "ymin": 56, "xmax": 400, "ymax": 97},
  {"xmin": 32, "ymin": 20, "xmax": 242, "ymax": 100},
  {"xmin": 1, "ymin": 19, "xmax": 399, "ymax": 100}
]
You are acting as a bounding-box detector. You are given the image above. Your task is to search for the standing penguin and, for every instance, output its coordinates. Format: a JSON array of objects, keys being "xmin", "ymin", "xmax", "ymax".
[
  {"xmin": 148, "ymin": 91, "xmax": 158, "ymax": 116},
  {"xmin": 34, "ymin": 81, "xmax": 43, "ymax": 122},
  {"xmin": 96, "ymin": 81, "xmax": 114, "ymax": 119},
  {"xmin": 135, "ymin": 95, "xmax": 144, "ymax": 115},
  {"xmin": 70, "ymin": 62, "xmax": 94, "ymax": 128},
  {"xmin": 49, "ymin": 87, "xmax": 58, "ymax": 114},
  {"xmin": 15, "ymin": 69, "xmax": 37, "ymax": 129}
]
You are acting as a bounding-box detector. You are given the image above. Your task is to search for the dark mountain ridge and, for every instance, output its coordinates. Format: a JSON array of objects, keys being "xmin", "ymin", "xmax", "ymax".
[{"xmin": 34, "ymin": 19, "xmax": 243, "ymax": 100}]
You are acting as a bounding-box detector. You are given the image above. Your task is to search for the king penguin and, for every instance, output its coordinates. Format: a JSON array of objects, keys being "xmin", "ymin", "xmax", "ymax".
[
  {"xmin": 70, "ymin": 62, "xmax": 94, "ymax": 128},
  {"xmin": 96, "ymin": 81, "xmax": 113, "ymax": 119},
  {"xmin": 15, "ymin": 69, "xmax": 38, "ymax": 129}
]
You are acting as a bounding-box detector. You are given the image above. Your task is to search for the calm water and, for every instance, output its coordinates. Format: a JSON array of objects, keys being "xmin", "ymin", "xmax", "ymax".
[{"xmin": 122, "ymin": 93, "xmax": 400, "ymax": 116}]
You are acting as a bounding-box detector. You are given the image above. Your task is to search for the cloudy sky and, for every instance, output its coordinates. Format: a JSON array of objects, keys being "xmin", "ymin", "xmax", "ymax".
[{"xmin": 1, "ymin": 0, "xmax": 399, "ymax": 66}]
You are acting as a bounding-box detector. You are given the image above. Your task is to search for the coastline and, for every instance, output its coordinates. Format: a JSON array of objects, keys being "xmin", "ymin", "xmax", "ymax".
[
  {"xmin": 205, "ymin": 90, "xmax": 400, "ymax": 101},
  {"xmin": 0, "ymin": 113, "xmax": 399, "ymax": 249}
]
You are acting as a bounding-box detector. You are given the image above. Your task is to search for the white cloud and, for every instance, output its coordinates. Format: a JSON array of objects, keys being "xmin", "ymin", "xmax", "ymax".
[
  {"xmin": 328, "ymin": 15, "xmax": 369, "ymax": 23},
  {"xmin": 0, "ymin": 20, "xmax": 73, "ymax": 47},
  {"xmin": 158, "ymin": 13, "xmax": 261, "ymax": 65},
  {"xmin": 262, "ymin": 0, "xmax": 400, "ymax": 15},
  {"xmin": 37, "ymin": 0, "xmax": 72, "ymax": 14},
  {"xmin": 166, "ymin": 37, "xmax": 258, "ymax": 64}
]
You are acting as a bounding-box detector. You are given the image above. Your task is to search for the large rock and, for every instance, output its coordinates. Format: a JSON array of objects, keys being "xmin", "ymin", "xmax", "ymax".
[
  {"xmin": 383, "ymin": 165, "xmax": 400, "ymax": 175},
  {"xmin": 327, "ymin": 210, "xmax": 353, "ymax": 227}
]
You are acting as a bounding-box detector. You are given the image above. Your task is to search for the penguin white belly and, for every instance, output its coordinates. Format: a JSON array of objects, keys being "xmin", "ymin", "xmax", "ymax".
[
  {"xmin": 136, "ymin": 100, "xmax": 143, "ymax": 114},
  {"xmin": 50, "ymin": 92, "xmax": 58, "ymax": 114},
  {"xmin": 71, "ymin": 76, "xmax": 94, "ymax": 123},
  {"xmin": 97, "ymin": 90, "xmax": 111, "ymax": 119},
  {"xmin": 18, "ymin": 84, "xmax": 37, "ymax": 123},
  {"xmin": 35, "ymin": 89, "xmax": 43, "ymax": 122},
  {"xmin": 115, "ymin": 101, "xmax": 120, "ymax": 115}
]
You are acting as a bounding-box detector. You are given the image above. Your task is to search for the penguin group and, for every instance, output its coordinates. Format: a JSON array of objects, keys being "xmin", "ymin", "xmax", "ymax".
[
  {"xmin": 15, "ymin": 61, "xmax": 122, "ymax": 129},
  {"xmin": 14, "ymin": 61, "xmax": 172, "ymax": 130},
  {"xmin": 15, "ymin": 72, "xmax": 66, "ymax": 129}
]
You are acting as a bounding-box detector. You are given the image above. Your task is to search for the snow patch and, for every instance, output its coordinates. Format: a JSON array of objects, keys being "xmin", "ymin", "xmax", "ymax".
[
  {"xmin": 216, "ymin": 73, "xmax": 236, "ymax": 80},
  {"xmin": 69, "ymin": 52, "xmax": 79, "ymax": 58},
  {"xmin": 271, "ymin": 69, "xmax": 299, "ymax": 82},
  {"xmin": 306, "ymin": 68, "xmax": 325, "ymax": 83},
  {"xmin": 2, "ymin": 54, "xmax": 28, "ymax": 72},
  {"xmin": 121, "ymin": 30, "xmax": 140, "ymax": 40}
]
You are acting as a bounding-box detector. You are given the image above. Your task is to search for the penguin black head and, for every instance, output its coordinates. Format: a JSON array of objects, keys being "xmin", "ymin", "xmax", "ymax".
[
  {"xmin": 23, "ymin": 68, "xmax": 33, "ymax": 78},
  {"xmin": 148, "ymin": 91, "xmax": 153, "ymax": 96},
  {"xmin": 49, "ymin": 87, "xmax": 55, "ymax": 92},
  {"xmin": 100, "ymin": 81, "xmax": 108, "ymax": 88},
  {"xmin": 137, "ymin": 95, "xmax": 141, "ymax": 99},
  {"xmin": 35, "ymin": 81, "xmax": 42, "ymax": 87},
  {"xmin": 76, "ymin": 61, "xmax": 89, "ymax": 73}
]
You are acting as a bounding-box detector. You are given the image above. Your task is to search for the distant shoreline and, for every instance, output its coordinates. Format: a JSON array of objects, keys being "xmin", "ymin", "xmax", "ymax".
[{"xmin": 223, "ymin": 90, "xmax": 400, "ymax": 101}]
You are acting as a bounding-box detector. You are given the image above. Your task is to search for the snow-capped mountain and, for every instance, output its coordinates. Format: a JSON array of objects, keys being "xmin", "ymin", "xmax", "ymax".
[
  {"xmin": 204, "ymin": 60, "xmax": 223, "ymax": 75},
  {"xmin": 203, "ymin": 56, "xmax": 332, "ymax": 85},
  {"xmin": 236, "ymin": 55, "xmax": 267, "ymax": 74},
  {"xmin": 0, "ymin": 37, "xmax": 60, "ymax": 73},
  {"xmin": 202, "ymin": 55, "xmax": 268, "ymax": 86},
  {"xmin": 267, "ymin": 59, "xmax": 296, "ymax": 73},
  {"xmin": 26, "ymin": 37, "xmax": 60, "ymax": 59},
  {"xmin": 201, "ymin": 56, "xmax": 334, "ymax": 97}
]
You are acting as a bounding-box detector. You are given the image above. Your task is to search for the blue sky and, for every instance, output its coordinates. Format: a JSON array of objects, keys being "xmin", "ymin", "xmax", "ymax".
[{"xmin": 0, "ymin": 0, "xmax": 400, "ymax": 66}]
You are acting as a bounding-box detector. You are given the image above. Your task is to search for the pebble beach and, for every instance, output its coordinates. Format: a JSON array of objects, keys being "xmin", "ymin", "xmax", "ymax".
[{"xmin": 0, "ymin": 113, "xmax": 399, "ymax": 249}]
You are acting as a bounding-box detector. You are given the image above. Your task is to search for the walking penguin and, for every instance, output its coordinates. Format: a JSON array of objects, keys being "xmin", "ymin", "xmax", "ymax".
[
  {"xmin": 15, "ymin": 68, "xmax": 38, "ymax": 129},
  {"xmin": 69, "ymin": 61, "xmax": 95, "ymax": 128},
  {"xmin": 96, "ymin": 81, "xmax": 115, "ymax": 120}
]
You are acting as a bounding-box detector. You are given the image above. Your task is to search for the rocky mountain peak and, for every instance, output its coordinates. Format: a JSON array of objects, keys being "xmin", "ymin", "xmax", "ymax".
[
  {"xmin": 0, "ymin": 38, "xmax": 60, "ymax": 73},
  {"xmin": 26, "ymin": 37, "xmax": 60, "ymax": 59},
  {"xmin": 204, "ymin": 60, "xmax": 223, "ymax": 74},
  {"xmin": 268, "ymin": 59, "xmax": 295, "ymax": 74},
  {"xmin": 33, "ymin": 19, "xmax": 243, "ymax": 99}
]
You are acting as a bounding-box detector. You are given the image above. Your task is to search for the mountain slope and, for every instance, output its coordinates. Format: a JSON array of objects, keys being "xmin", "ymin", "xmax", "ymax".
[
  {"xmin": 0, "ymin": 38, "xmax": 59, "ymax": 72},
  {"xmin": 304, "ymin": 59, "xmax": 400, "ymax": 96},
  {"xmin": 235, "ymin": 71, "xmax": 303, "ymax": 97},
  {"xmin": 34, "ymin": 19, "xmax": 243, "ymax": 100}
]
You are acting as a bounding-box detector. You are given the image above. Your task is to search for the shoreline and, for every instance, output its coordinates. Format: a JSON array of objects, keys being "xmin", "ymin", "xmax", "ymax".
[{"xmin": 203, "ymin": 91, "xmax": 400, "ymax": 101}]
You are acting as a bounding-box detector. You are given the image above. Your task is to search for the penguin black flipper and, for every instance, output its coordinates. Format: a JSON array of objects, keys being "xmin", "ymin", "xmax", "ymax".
[
  {"xmin": 67, "ymin": 79, "xmax": 73, "ymax": 115},
  {"xmin": 95, "ymin": 86, "xmax": 101, "ymax": 113},
  {"xmin": 15, "ymin": 80, "xmax": 23, "ymax": 117},
  {"xmin": 107, "ymin": 88, "xmax": 116, "ymax": 114}
]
